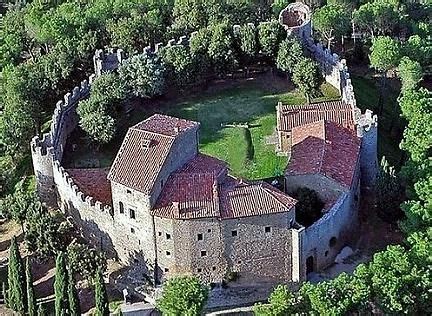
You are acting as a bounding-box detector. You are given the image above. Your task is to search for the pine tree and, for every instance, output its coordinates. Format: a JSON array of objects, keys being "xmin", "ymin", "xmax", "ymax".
[
  {"xmin": 26, "ymin": 257, "xmax": 36, "ymax": 316},
  {"xmin": 7, "ymin": 236, "xmax": 26, "ymax": 313},
  {"xmin": 68, "ymin": 268, "xmax": 81, "ymax": 316},
  {"xmin": 54, "ymin": 252, "xmax": 68, "ymax": 316},
  {"xmin": 37, "ymin": 303, "xmax": 46, "ymax": 316},
  {"xmin": 95, "ymin": 269, "xmax": 109, "ymax": 316}
]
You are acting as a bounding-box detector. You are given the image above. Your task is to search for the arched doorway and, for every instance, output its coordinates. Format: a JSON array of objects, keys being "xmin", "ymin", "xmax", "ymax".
[{"xmin": 306, "ymin": 255, "xmax": 314, "ymax": 274}]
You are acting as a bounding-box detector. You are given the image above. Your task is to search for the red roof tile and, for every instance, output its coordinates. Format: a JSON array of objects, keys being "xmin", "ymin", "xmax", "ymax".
[
  {"xmin": 67, "ymin": 168, "xmax": 112, "ymax": 205},
  {"xmin": 286, "ymin": 120, "xmax": 361, "ymax": 188},
  {"xmin": 133, "ymin": 113, "xmax": 199, "ymax": 137},
  {"xmin": 277, "ymin": 101, "xmax": 355, "ymax": 132}
]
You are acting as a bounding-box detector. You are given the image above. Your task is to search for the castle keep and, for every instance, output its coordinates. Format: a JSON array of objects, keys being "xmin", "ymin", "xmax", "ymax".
[{"xmin": 31, "ymin": 3, "xmax": 378, "ymax": 285}]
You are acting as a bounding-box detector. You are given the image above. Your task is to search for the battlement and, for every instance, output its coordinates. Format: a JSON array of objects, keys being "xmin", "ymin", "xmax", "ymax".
[
  {"xmin": 356, "ymin": 109, "xmax": 378, "ymax": 137},
  {"xmin": 94, "ymin": 48, "xmax": 125, "ymax": 76}
]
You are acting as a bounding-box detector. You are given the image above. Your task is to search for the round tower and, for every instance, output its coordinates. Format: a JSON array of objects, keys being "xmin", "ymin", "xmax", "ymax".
[{"xmin": 356, "ymin": 110, "xmax": 378, "ymax": 188}]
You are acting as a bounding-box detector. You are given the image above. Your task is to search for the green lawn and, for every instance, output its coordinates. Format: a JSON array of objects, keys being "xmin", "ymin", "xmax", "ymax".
[{"xmin": 67, "ymin": 77, "xmax": 340, "ymax": 179}]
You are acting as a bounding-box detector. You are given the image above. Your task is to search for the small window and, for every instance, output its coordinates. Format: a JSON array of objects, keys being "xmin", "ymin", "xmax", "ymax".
[
  {"xmin": 231, "ymin": 230, "xmax": 237, "ymax": 237},
  {"xmin": 158, "ymin": 232, "xmax": 162, "ymax": 237},
  {"xmin": 127, "ymin": 189, "xmax": 131, "ymax": 194},
  {"xmin": 238, "ymin": 260, "xmax": 242, "ymax": 264},
  {"xmin": 197, "ymin": 268, "xmax": 202, "ymax": 273},
  {"xmin": 354, "ymin": 194, "xmax": 359, "ymax": 202},
  {"xmin": 130, "ymin": 227, "xmax": 135, "ymax": 234},
  {"xmin": 325, "ymin": 251, "xmax": 329, "ymax": 257},
  {"xmin": 119, "ymin": 202, "xmax": 124, "ymax": 214},
  {"xmin": 329, "ymin": 237, "xmax": 337, "ymax": 247},
  {"xmin": 133, "ymin": 258, "xmax": 139, "ymax": 263},
  {"xmin": 164, "ymin": 268, "xmax": 169, "ymax": 272},
  {"xmin": 208, "ymin": 229, "xmax": 211, "ymax": 233},
  {"xmin": 212, "ymin": 266, "xmax": 216, "ymax": 271},
  {"xmin": 166, "ymin": 251, "xmax": 171, "ymax": 257},
  {"xmin": 201, "ymin": 250, "xmax": 207, "ymax": 257},
  {"xmin": 129, "ymin": 209, "xmax": 136, "ymax": 219},
  {"xmin": 197, "ymin": 233, "xmax": 203, "ymax": 241},
  {"xmin": 138, "ymin": 240, "xmax": 141, "ymax": 245},
  {"xmin": 265, "ymin": 226, "xmax": 271, "ymax": 233},
  {"xmin": 166, "ymin": 233, "xmax": 171, "ymax": 240}
]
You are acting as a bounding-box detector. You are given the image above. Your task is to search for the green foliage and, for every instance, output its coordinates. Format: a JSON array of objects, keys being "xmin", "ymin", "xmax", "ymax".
[
  {"xmin": 313, "ymin": 4, "xmax": 350, "ymax": 49},
  {"xmin": 290, "ymin": 187, "xmax": 324, "ymax": 227},
  {"xmin": 0, "ymin": 7, "xmax": 28, "ymax": 67},
  {"xmin": 25, "ymin": 208, "xmax": 73, "ymax": 259},
  {"xmin": 254, "ymin": 285, "xmax": 298, "ymax": 315},
  {"xmin": 26, "ymin": 258, "xmax": 36, "ymax": 316},
  {"xmin": 171, "ymin": 0, "xmax": 208, "ymax": 33},
  {"xmin": 258, "ymin": 19, "xmax": 284, "ymax": 59},
  {"xmin": 95, "ymin": 269, "xmax": 109, "ymax": 316},
  {"xmin": 375, "ymin": 157, "xmax": 404, "ymax": 222},
  {"xmin": 7, "ymin": 236, "xmax": 26, "ymax": 313},
  {"xmin": 54, "ymin": 252, "xmax": 68, "ymax": 316},
  {"xmin": 353, "ymin": 0, "xmax": 402, "ymax": 38},
  {"xmin": 403, "ymin": 35, "xmax": 432, "ymax": 67},
  {"xmin": 369, "ymin": 36, "xmax": 401, "ymax": 72},
  {"xmin": 160, "ymin": 45, "xmax": 197, "ymax": 87},
  {"xmin": 119, "ymin": 53, "xmax": 166, "ymax": 98},
  {"xmin": 37, "ymin": 304, "xmax": 47, "ymax": 316},
  {"xmin": 238, "ymin": 23, "xmax": 258, "ymax": 63},
  {"xmin": 276, "ymin": 37, "xmax": 303, "ymax": 74},
  {"xmin": 67, "ymin": 242, "xmax": 107, "ymax": 282},
  {"xmin": 157, "ymin": 275, "xmax": 209, "ymax": 316},
  {"xmin": 398, "ymin": 57, "xmax": 423, "ymax": 92},
  {"xmin": 68, "ymin": 269, "xmax": 81, "ymax": 316},
  {"xmin": 292, "ymin": 58, "xmax": 320, "ymax": 104},
  {"xmin": 243, "ymin": 128, "xmax": 254, "ymax": 162},
  {"xmin": 208, "ymin": 21, "xmax": 237, "ymax": 75}
]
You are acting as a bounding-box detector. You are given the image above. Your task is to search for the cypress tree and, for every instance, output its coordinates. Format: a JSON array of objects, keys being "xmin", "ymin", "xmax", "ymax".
[
  {"xmin": 26, "ymin": 257, "xmax": 36, "ymax": 316},
  {"xmin": 54, "ymin": 252, "xmax": 68, "ymax": 316},
  {"xmin": 68, "ymin": 268, "xmax": 81, "ymax": 316},
  {"xmin": 7, "ymin": 236, "xmax": 26, "ymax": 313},
  {"xmin": 95, "ymin": 269, "xmax": 109, "ymax": 316},
  {"xmin": 37, "ymin": 303, "xmax": 46, "ymax": 316}
]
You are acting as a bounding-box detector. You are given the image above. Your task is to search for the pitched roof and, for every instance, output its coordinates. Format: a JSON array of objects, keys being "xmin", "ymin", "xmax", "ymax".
[
  {"xmin": 277, "ymin": 101, "xmax": 355, "ymax": 132},
  {"xmin": 152, "ymin": 157, "xmax": 297, "ymax": 220},
  {"xmin": 108, "ymin": 114, "xmax": 198, "ymax": 193},
  {"xmin": 286, "ymin": 120, "xmax": 361, "ymax": 188},
  {"xmin": 67, "ymin": 168, "xmax": 112, "ymax": 205},
  {"xmin": 219, "ymin": 177, "xmax": 297, "ymax": 219}
]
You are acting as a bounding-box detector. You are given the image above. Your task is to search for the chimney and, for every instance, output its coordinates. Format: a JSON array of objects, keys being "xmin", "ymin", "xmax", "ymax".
[{"xmin": 172, "ymin": 202, "xmax": 180, "ymax": 216}]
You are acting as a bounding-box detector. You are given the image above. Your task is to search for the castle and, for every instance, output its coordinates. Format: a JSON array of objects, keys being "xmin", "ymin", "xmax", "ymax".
[{"xmin": 31, "ymin": 3, "xmax": 378, "ymax": 286}]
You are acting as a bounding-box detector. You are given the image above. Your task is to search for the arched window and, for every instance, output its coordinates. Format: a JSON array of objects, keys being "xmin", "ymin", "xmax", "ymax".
[
  {"xmin": 329, "ymin": 237, "xmax": 337, "ymax": 247},
  {"xmin": 119, "ymin": 201, "xmax": 124, "ymax": 213}
]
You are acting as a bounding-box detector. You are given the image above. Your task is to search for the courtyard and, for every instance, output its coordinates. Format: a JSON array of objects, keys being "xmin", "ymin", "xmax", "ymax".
[{"xmin": 64, "ymin": 73, "xmax": 340, "ymax": 179}]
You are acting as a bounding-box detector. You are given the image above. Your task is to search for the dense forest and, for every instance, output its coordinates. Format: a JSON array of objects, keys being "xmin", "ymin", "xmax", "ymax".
[{"xmin": 0, "ymin": 0, "xmax": 431, "ymax": 315}]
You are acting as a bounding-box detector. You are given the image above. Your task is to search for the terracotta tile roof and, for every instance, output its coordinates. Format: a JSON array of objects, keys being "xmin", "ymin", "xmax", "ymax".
[
  {"xmin": 152, "ymin": 154, "xmax": 227, "ymax": 219},
  {"xmin": 277, "ymin": 101, "xmax": 355, "ymax": 132},
  {"xmin": 152, "ymin": 158, "xmax": 297, "ymax": 220},
  {"xmin": 133, "ymin": 113, "xmax": 199, "ymax": 136},
  {"xmin": 108, "ymin": 114, "xmax": 199, "ymax": 193},
  {"xmin": 219, "ymin": 177, "xmax": 297, "ymax": 219},
  {"xmin": 286, "ymin": 120, "xmax": 361, "ymax": 188},
  {"xmin": 67, "ymin": 168, "xmax": 112, "ymax": 205}
]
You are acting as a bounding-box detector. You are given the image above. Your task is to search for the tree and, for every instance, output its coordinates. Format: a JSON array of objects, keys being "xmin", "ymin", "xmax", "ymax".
[
  {"xmin": 68, "ymin": 269, "xmax": 81, "ymax": 316},
  {"xmin": 290, "ymin": 187, "xmax": 324, "ymax": 226},
  {"xmin": 95, "ymin": 269, "xmax": 109, "ymax": 316},
  {"xmin": 208, "ymin": 21, "xmax": 237, "ymax": 76},
  {"xmin": 7, "ymin": 236, "xmax": 26, "ymax": 313},
  {"xmin": 238, "ymin": 23, "xmax": 258, "ymax": 64},
  {"xmin": 54, "ymin": 252, "xmax": 69, "ymax": 316},
  {"xmin": 119, "ymin": 53, "xmax": 166, "ymax": 98},
  {"xmin": 26, "ymin": 258, "xmax": 36, "ymax": 316},
  {"xmin": 254, "ymin": 285, "xmax": 298, "ymax": 315},
  {"xmin": 276, "ymin": 37, "xmax": 303, "ymax": 74},
  {"xmin": 157, "ymin": 276, "xmax": 209, "ymax": 316},
  {"xmin": 353, "ymin": 0, "xmax": 402, "ymax": 39},
  {"xmin": 67, "ymin": 242, "xmax": 107, "ymax": 282},
  {"xmin": 292, "ymin": 58, "xmax": 320, "ymax": 104},
  {"xmin": 171, "ymin": 0, "xmax": 208, "ymax": 33},
  {"xmin": 398, "ymin": 57, "xmax": 422, "ymax": 92},
  {"xmin": 404, "ymin": 35, "xmax": 432, "ymax": 67},
  {"xmin": 313, "ymin": 4, "xmax": 350, "ymax": 49},
  {"xmin": 369, "ymin": 36, "xmax": 401, "ymax": 113},
  {"xmin": 78, "ymin": 106, "xmax": 117, "ymax": 144},
  {"xmin": 258, "ymin": 19, "xmax": 284, "ymax": 60},
  {"xmin": 375, "ymin": 157, "xmax": 404, "ymax": 222},
  {"xmin": 37, "ymin": 304, "xmax": 47, "ymax": 316},
  {"xmin": 160, "ymin": 45, "xmax": 196, "ymax": 87}
]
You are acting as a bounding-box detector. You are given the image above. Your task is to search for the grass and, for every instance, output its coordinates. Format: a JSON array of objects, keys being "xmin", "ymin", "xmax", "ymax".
[{"xmin": 352, "ymin": 76, "xmax": 404, "ymax": 168}]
